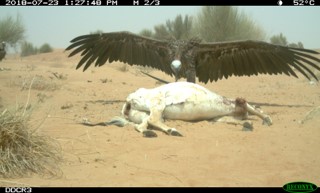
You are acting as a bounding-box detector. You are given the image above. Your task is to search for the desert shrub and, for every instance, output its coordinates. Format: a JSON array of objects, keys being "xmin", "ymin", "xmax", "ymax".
[
  {"xmin": 138, "ymin": 14, "xmax": 193, "ymax": 40},
  {"xmin": 0, "ymin": 106, "xmax": 62, "ymax": 178},
  {"xmin": 195, "ymin": 6, "xmax": 266, "ymax": 42},
  {"xmin": 270, "ymin": 33, "xmax": 288, "ymax": 46},
  {"xmin": 270, "ymin": 33, "xmax": 305, "ymax": 48},
  {"xmin": 154, "ymin": 14, "xmax": 193, "ymax": 40},
  {"xmin": 288, "ymin": 42, "xmax": 304, "ymax": 48},
  {"xmin": 117, "ymin": 63, "xmax": 128, "ymax": 72},
  {"xmin": 139, "ymin": 29, "xmax": 154, "ymax": 38},
  {"xmin": 8, "ymin": 75, "xmax": 61, "ymax": 91},
  {"xmin": 38, "ymin": 43, "xmax": 53, "ymax": 53},
  {"xmin": 0, "ymin": 14, "xmax": 25, "ymax": 49},
  {"xmin": 20, "ymin": 41, "xmax": 37, "ymax": 57}
]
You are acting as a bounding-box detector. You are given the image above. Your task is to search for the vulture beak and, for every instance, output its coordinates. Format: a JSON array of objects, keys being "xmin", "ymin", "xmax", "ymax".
[{"xmin": 171, "ymin": 60, "xmax": 182, "ymax": 82}]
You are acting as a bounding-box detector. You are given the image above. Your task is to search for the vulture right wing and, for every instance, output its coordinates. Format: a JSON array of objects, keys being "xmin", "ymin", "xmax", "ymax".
[{"xmin": 194, "ymin": 40, "xmax": 320, "ymax": 83}]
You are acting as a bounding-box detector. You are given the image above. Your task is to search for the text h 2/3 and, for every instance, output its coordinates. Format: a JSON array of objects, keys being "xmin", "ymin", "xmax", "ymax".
[{"xmin": 5, "ymin": 188, "xmax": 32, "ymax": 193}]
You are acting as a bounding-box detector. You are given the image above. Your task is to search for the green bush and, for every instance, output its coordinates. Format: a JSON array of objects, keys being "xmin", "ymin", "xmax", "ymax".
[
  {"xmin": 270, "ymin": 33, "xmax": 288, "ymax": 46},
  {"xmin": 0, "ymin": 14, "xmax": 25, "ymax": 49},
  {"xmin": 139, "ymin": 6, "xmax": 265, "ymax": 42},
  {"xmin": 195, "ymin": 6, "xmax": 266, "ymax": 42},
  {"xmin": 38, "ymin": 43, "xmax": 53, "ymax": 53},
  {"xmin": 20, "ymin": 41, "xmax": 37, "ymax": 57}
]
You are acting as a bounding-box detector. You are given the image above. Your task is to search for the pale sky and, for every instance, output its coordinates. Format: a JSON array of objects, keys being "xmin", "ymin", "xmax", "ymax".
[{"xmin": 0, "ymin": 6, "xmax": 319, "ymax": 50}]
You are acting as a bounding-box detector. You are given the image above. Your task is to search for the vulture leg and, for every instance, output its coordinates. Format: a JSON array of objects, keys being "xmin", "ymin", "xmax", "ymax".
[{"xmin": 186, "ymin": 64, "xmax": 197, "ymax": 83}]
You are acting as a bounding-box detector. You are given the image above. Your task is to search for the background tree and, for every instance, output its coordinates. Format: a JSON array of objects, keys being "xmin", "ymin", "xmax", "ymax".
[
  {"xmin": 164, "ymin": 14, "xmax": 193, "ymax": 40},
  {"xmin": 139, "ymin": 29, "xmax": 154, "ymax": 38},
  {"xmin": 270, "ymin": 33, "xmax": 288, "ymax": 46},
  {"xmin": 141, "ymin": 14, "xmax": 194, "ymax": 40},
  {"xmin": 153, "ymin": 24, "xmax": 171, "ymax": 40},
  {"xmin": 38, "ymin": 43, "xmax": 53, "ymax": 53},
  {"xmin": 194, "ymin": 6, "xmax": 266, "ymax": 42},
  {"xmin": 20, "ymin": 41, "xmax": 37, "ymax": 57},
  {"xmin": 90, "ymin": 29, "xmax": 104, "ymax": 34},
  {"xmin": 288, "ymin": 41, "xmax": 304, "ymax": 48},
  {"xmin": 0, "ymin": 14, "xmax": 25, "ymax": 49}
]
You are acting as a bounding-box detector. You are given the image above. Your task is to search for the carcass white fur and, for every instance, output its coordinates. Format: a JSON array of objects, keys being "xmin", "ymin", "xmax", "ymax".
[
  {"xmin": 124, "ymin": 82, "xmax": 236, "ymax": 120},
  {"xmin": 115, "ymin": 82, "xmax": 272, "ymax": 137}
]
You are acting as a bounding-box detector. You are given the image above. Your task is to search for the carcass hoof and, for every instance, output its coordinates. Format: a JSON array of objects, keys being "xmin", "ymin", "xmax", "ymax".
[
  {"xmin": 142, "ymin": 130, "xmax": 158, "ymax": 138},
  {"xmin": 263, "ymin": 116, "xmax": 273, "ymax": 126},
  {"xmin": 242, "ymin": 121, "xmax": 253, "ymax": 131},
  {"xmin": 168, "ymin": 128, "xmax": 183, "ymax": 137}
]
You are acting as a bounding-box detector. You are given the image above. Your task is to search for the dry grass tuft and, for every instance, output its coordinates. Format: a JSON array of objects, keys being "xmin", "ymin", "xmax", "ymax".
[
  {"xmin": 8, "ymin": 75, "xmax": 61, "ymax": 91},
  {"xmin": 0, "ymin": 92, "xmax": 62, "ymax": 178},
  {"xmin": 0, "ymin": 107, "xmax": 62, "ymax": 178},
  {"xmin": 117, "ymin": 63, "xmax": 128, "ymax": 72}
]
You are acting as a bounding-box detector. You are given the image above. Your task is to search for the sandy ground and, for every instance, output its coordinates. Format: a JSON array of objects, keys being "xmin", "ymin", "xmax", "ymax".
[{"xmin": 0, "ymin": 49, "xmax": 319, "ymax": 187}]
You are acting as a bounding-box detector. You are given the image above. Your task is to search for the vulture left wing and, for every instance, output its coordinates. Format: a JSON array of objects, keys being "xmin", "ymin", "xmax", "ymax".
[
  {"xmin": 66, "ymin": 31, "xmax": 174, "ymax": 76},
  {"xmin": 194, "ymin": 40, "xmax": 320, "ymax": 83}
]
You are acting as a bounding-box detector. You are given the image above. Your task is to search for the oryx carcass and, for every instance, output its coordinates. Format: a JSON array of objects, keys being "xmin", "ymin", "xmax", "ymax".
[{"xmin": 83, "ymin": 82, "xmax": 272, "ymax": 137}]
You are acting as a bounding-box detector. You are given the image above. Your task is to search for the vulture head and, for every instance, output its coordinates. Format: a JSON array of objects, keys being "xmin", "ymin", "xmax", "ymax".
[
  {"xmin": 66, "ymin": 31, "xmax": 320, "ymax": 83},
  {"xmin": 171, "ymin": 60, "xmax": 181, "ymax": 81}
]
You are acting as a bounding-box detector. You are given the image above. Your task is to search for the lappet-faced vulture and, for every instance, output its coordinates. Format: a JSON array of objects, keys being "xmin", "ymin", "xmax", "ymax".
[{"xmin": 66, "ymin": 31, "xmax": 320, "ymax": 83}]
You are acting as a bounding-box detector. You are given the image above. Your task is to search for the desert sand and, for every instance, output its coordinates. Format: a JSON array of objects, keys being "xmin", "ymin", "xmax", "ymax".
[{"xmin": 0, "ymin": 49, "xmax": 319, "ymax": 187}]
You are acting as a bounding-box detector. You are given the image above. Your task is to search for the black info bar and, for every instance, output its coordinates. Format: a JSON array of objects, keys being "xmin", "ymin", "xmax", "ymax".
[{"xmin": 1, "ymin": 0, "xmax": 309, "ymax": 6}]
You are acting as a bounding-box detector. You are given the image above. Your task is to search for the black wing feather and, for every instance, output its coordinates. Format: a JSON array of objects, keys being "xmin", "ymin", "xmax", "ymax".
[
  {"xmin": 66, "ymin": 31, "xmax": 173, "ymax": 76},
  {"xmin": 195, "ymin": 40, "xmax": 320, "ymax": 83},
  {"xmin": 67, "ymin": 32, "xmax": 320, "ymax": 84}
]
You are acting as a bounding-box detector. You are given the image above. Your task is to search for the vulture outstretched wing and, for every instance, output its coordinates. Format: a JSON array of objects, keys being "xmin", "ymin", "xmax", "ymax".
[
  {"xmin": 67, "ymin": 31, "xmax": 320, "ymax": 84},
  {"xmin": 65, "ymin": 31, "xmax": 174, "ymax": 76},
  {"xmin": 195, "ymin": 40, "xmax": 320, "ymax": 83}
]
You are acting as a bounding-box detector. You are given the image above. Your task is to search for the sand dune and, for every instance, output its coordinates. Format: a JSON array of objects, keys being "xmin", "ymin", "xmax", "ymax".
[{"xmin": 0, "ymin": 49, "xmax": 319, "ymax": 187}]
